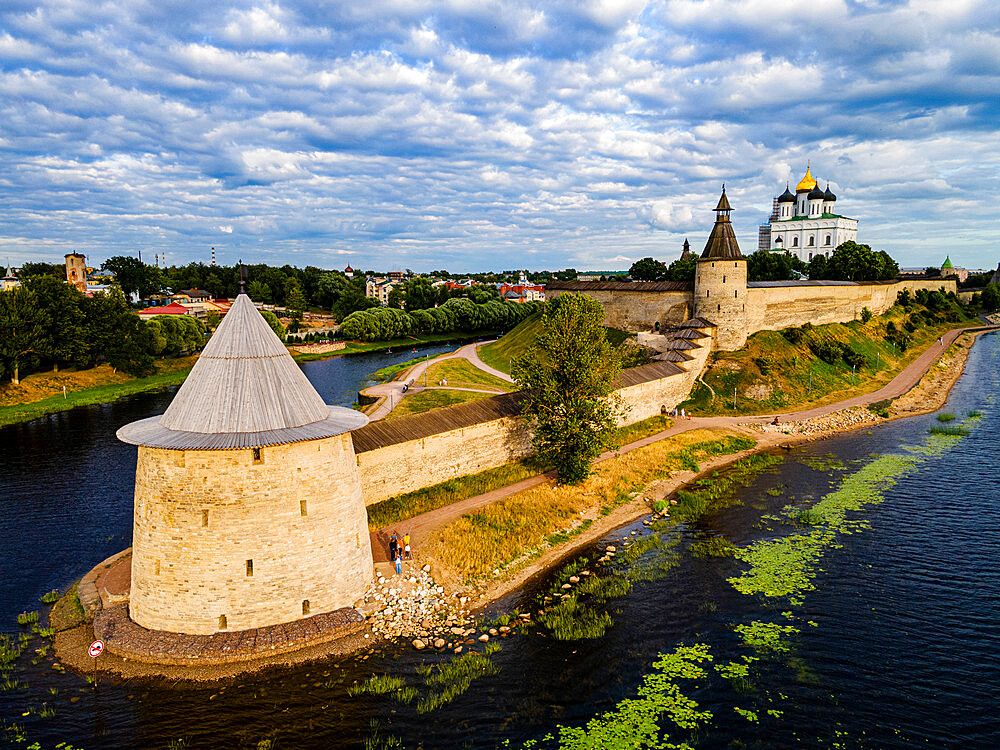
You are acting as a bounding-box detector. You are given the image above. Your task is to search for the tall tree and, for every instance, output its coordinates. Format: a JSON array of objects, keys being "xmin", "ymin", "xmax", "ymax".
[
  {"xmin": 17, "ymin": 262, "xmax": 63, "ymax": 279},
  {"xmin": 23, "ymin": 274, "xmax": 86, "ymax": 371},
  {"xmin": 813, "ymin": 241, "xmax": 899, "ymax": 282},
  {"xmin": 746, "ymin": 250, "xmax": 806, "ymax": 281},
  {"xmin": 81, "ymin": 289, "xmax": 153, "ymax": 376},
  {"xmin": 513, "ymin": 293, "xmax": 623, "ymax": 484},
  {"xmin": 247, "ymin": 279, "xmax": 272, "ymax": 303},
  {"xmin": 0, "ymin": 285, "xmax": 45, "ymax": 384},
  {"xmin": 665, "ymin": 256, "xmax": 697, "ymax": 282},
  {"xmin": 629, "ymin": 257, "xmax": 668, "ymax": 281},
  {"xmin": 103, "ymin": 255, "xmax": 162, "ymax": 299}
]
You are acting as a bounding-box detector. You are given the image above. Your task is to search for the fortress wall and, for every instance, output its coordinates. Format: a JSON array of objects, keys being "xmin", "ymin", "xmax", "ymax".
[
  {"xmin": 130, "ymin": 433, "xmax": 373, "ymax": 635},
  {"xmin": 356, "ymin": 352, "xmax": 710, "ymax": 506},
  {"xmin": 356, "ymin": 416, "xmax": 533, "ymax": 506},
  {"xmin": 547, "ymin": 288, "xmax": 693, "ymax": 331},
  {"xmin": 744, "ymin": 278, "xmax": 958, "ymax": 333}
]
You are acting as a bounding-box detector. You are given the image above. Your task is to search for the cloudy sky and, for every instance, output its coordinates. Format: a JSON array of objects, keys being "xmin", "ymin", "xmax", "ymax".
[{"xmin": 1, "ymin": 1, "xmax": 998, "ymax": 273}]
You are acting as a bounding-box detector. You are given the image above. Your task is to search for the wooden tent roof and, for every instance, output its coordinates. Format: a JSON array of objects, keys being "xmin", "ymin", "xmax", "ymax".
[{"xmin": 118, "ymin": 294, "xmax": 367, "ymax": 450}]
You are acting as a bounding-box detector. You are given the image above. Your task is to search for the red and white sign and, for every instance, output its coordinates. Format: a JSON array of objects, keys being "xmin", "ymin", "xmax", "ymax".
[{"xmin": 88, "ymin": 640, "xmax": 104, "ymax": 658}]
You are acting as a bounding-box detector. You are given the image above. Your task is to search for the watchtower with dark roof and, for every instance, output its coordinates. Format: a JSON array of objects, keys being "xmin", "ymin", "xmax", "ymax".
[
  {"xmin": 693, "ymin": 187, "xmax": 749, "ymax": 351},
  {"xmin": 118, "ymin": 293, "xmax": 374, "ymax": 636}
]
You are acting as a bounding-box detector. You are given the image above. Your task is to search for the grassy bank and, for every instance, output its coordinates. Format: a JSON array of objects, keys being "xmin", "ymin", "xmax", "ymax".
[
  {"xmin": 681, "ymin": 301, "xmax": 974, "ymax": 416},
  {"xmin": 0, "ymin": 358, "xmax": 197, "ymax": 429},
  {"xmin": 478, "ymin": 314, "xmax": 631, "ymax": 375},
  {"xmin": 423, "ymin": 428, "xmax": 755, "ymax": 582},
  {"xmin": 367, "ymin": 415, "xmax": 675, "ymax": 529},
  {"xmin": 386, "ymin": 389, "xmax": 493, "ymax": 419},
  {"xmin": 422, "ymin": 359, "xmax": 512, "ymax": 391}
]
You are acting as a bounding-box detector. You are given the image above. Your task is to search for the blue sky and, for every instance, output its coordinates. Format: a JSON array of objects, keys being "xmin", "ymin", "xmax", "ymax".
[{"xmin": 1, "ymin": 0, "xmax": 998, "ymax": 273}]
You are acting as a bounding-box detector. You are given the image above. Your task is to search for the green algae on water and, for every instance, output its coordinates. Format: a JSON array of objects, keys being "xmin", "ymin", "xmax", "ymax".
[{"xmin": 510, "ymin": 643, "xmax": 713, "ymax": 750}]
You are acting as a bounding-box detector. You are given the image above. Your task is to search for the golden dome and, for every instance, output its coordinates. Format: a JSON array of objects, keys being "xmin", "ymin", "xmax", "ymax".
[{"xmin": 795, "ymin": 165, "xmax": 817, "ymax": 193}]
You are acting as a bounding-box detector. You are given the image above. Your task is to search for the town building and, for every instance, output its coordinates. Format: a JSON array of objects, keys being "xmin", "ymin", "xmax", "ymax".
[
  {"xmin": 65, "ymin": 253, "xmax": 87, "ymax": 293},
  {"xmin": 939, "ymin": 256, "xmax": 969, "ymax": 283},
  {"xmin": 760, "ymin": 165, "xmax": 858, "ymax": 262},
  {"xmin": 1, "ymin": 267, "xmax": 19, "ymax": 291}
]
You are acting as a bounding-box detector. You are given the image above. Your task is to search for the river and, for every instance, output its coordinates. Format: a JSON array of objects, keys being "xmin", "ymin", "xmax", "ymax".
[{"xmin": 1, "ymin": 334, "xmax": 998, "ymax": 749}]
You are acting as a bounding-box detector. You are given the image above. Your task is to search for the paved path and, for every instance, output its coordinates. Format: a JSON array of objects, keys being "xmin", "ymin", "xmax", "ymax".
[
  {"xmin": 370, "ymin": 323, "xmax": 997, "ymax": 561},
  {"xmin": 364, "ymin": 340, "xmax": 509, "ymax": 421}
]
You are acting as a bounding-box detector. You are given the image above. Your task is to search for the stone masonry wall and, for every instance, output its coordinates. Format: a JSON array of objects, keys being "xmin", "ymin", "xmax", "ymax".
[
  {"xmin": 744, "ymin": 278, "xmax": 958, "ymax": 334},
  {"xmin": 130, "ymin": 432, "xmax": 373, "ymax": 635},
  {"xmin": 356, "ymin": 345, "xmax": 711, "ymax": 506},
  {"xmin": 546, "ymin": 288, "xmax": 693, "ymax": 332}
]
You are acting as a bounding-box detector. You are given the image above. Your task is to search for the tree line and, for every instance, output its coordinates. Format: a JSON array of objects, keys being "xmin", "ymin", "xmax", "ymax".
[
  {"xmin": 339, "ymin": 297, "xmax": 541, "ymax": 341},
  {"xmin": 629, "ymin": 242, "xmax": 901, "ymax": 284},
  {"xmin": 0, "ymin": 277, "xmax": 206, "ymax": 385}
]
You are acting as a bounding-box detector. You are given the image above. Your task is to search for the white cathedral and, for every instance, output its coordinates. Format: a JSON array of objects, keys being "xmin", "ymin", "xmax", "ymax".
[{"xmin": 758, "ymin": 165, "xmax": 859, "ymax": 262}]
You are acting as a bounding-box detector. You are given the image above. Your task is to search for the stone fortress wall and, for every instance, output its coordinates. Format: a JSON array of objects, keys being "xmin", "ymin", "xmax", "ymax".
[
  {"xmin": 130, "ymin": 432, "xmax": 373, "ymax": 635},
  {"xmin": 549, "ymin": 277, "xmax": 959, "ymax": 352},
  {"xmin": 353, "ymin": 343, "xmax": 711, "ymax": 506}
]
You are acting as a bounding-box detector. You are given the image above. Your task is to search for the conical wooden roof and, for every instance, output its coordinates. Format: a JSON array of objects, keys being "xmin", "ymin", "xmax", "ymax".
[{"xmin": 118, "ymin": 294, "xmax": 367, "ymax": 450}]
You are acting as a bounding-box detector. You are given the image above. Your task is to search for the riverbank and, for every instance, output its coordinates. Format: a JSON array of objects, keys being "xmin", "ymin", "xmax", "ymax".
[{"xmin": 46, "ymin": 325, "xmax": 993, "ymax": 681}]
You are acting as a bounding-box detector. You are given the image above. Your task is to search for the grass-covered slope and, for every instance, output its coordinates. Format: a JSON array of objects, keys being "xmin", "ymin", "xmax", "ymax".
[
  {"xmin": 681, "ymin": 296, "xmax": 975, "ymax": 416},
  {"xmin": 478, "ymin": 313, "xmax": 630, "ymax": 375}
]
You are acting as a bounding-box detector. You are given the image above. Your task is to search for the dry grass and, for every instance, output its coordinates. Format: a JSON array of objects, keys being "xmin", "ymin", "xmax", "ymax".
[
  {"xmin": 422, "ymin": 428, "xmax": 754, "ymax": 581},
  {"xmin": 0, "ymin": 356, "xmax": 197, "ymax": 407}
]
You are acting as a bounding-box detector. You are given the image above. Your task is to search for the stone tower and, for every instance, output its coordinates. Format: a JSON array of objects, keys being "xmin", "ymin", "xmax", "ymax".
[
  {"xmin": 117, "ymin": 294, "xmax": 373, "ymax": 636},
  {"xmin": 65, "ymin": 253, "xmax": 87, "ymax": 293},
  {"xmin": 693, "ymin": 187, "xmax": 748, "ymax": 351}
]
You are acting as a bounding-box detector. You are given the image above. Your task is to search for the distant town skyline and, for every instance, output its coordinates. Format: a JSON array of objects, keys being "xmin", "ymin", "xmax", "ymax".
[{"xmin": 1, "ymin": 1, "xmax": 998, "ymax": 273}]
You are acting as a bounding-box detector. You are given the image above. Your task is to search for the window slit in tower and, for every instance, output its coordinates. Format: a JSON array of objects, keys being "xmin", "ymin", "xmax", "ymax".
[
  {"xmin": 246, "ymin": 559, "xmax": 253, "ymax": 576},
  {"xmin": 202, "ymin": 510, "xmax": 209, "ymax": 527},
  {"xmin": 252, "ymin": 447, "xmax": 262, "ymax": 464},
  {"xmin": 302, "ymin": 600, "xmax": 310, "ymax": 615},
  {"xmin": 219, "ymin": 615, "xmax": 227, "ymax": 630},
  {"xmin": 300, "ymin": 499, "xmax": 308, "ymax": 517}
]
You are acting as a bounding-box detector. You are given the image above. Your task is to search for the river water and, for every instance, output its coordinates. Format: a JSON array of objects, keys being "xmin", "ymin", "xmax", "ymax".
[{"xmin": 1, "ymin": 334, "xmax": 998, "ymax": 749}]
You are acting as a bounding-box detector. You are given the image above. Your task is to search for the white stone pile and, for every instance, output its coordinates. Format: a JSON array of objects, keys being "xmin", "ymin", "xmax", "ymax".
[
  {"xmin": 360, "ymin": 565, "xmax": 477, "ymax": 648},
  {"xmin": 745, "ymin": 406, "xmax": 883, "ymax": 437}
]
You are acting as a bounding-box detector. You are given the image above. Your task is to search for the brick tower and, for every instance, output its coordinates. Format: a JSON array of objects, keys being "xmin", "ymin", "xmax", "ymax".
[{"xmin": 65, "ymin": 253, "xmax": 87, "ymax": 293}]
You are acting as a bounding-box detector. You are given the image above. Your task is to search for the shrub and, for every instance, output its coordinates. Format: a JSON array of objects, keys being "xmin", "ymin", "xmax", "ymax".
[
  {"xmin": 842, "ymin": 347, "xmax": 866, "ymax": 370},
  {"xmin": 809, "ymin": 339, "xmax": 845, "ymax": 365},
  {"xmin": 860, "ymin": 307, "xmax": 873, "ymax": 323},
  {"xmin": 781, "ymin": 327, "xmax": 803, "ymax": 345}
]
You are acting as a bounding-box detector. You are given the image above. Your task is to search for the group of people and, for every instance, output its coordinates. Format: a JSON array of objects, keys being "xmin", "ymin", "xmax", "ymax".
[
  {"xmin": 671, "ymin": 406, "xmax": 689, "ymax": 419},
  {"xmin": 388, "ymin": 531, "xmax": 412, "ymax": 575}
]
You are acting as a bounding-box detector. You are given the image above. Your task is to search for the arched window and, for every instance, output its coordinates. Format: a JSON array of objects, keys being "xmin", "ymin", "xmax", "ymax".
[
  {"xmin": 808, "ymin": 236, "xmax": 815, "ymax": 246},
  {"xmin": 825, "ymin": 235, "xmax": 832, "ymax": 245},
  {"xmin": 792, "ymin": 237, "xmax": 799, "ymax": 247},
  {"xmin": 809, "ymin": 253, "xmax": 814, "ymax": 261}
]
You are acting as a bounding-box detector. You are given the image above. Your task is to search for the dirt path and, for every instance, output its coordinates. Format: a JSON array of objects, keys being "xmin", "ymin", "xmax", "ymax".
[{"xmin": 370, "ymin": 323, "xmax": 997, "ymax": 562}]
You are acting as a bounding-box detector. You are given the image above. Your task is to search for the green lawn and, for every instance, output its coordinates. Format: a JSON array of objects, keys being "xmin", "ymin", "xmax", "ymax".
[
  {"xmin": 0, "ymin": 368, "xmax": 193, "ymax": 429},
  {"xmin": 478, "ymin": 313, "xmax": 631, "ymax": 375},
  {"xmin": 422, "ymin": 358, "xmax": 512, "ymax": 392},
  {"xmin": 387, "ymin": 388, "xmax": 495, "ymax": 419}
]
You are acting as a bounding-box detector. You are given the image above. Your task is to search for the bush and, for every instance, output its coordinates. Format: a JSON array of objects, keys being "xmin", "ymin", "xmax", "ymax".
[
  {"xmin": 842, "ymin": 347, "xmax": 866, "ymax": 369},
  {"xmin": 781, "ymin": 327, "xmax": 804, "ymax": 345},
  {"xmin": 860, "ymin": 307, "xmax": 873, "ymax": 323},
  {"xmin": 809, "ymin": 338, "xmax": 845, "ymax": 365}
]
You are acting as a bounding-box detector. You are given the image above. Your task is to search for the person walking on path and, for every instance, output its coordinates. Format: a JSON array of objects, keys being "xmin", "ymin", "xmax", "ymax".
[
  {"xmin": 394, "ymin": 551, "xmax": 403, "ymax": 576},
  {"xmin": 403, "ymin": 531, "xmax": 412, "ymax": 560},
  {"xmin": 389, "ymin": 533, "xmax": 398, "ymax": 561}
]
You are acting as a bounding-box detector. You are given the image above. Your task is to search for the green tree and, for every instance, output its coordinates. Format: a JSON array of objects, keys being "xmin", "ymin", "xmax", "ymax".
[
  {"xmin": 17, "ymin": 262, "xmax": 64, "ymax": 279},
  {"xmin": 386, "ymin": 285, "xmax": 405, "ymax": 310},
  {"xmin": 247, "ymin": 279, "xmax": 272, "ymax": 303},
  {"xmin": 401, "ymin": 278, "xmax": 437, "ymax": 311},
  {"xmin": 23, "ymin": 274, "xmax": 86, "ymax": 371},
  {"xmin": 103, "ymin": 256, "xmax": 162, "ymax": 299},
  {"xmin": 81, "ymin": 289, "xmax": 154, "ymax": 376},
  {"xmin": 665, "ymin": 256, "xmax": 697, "ymax": 283},
  {"xmin": 260, "ymin": 310, "xmax": 285, "ymax": 339},
  {"xmin": 814, "ymin": 242, "xmax": 899, "ymax": 281},
  {"xmin": 513, "ymin": 294, "xmax": 623, "ymax": 484},
  {"xmin": 981, "ymin": 284, "xmax": 1000, "ymax": 312},
  {"xmin": 629, "ymin": 257, "xmax": 668, "ymax": 281},
  {"xmin": 0, "ymin": 285, "xmax": 45, "ymax": 383},
  {"xmin": 285, "ymin": 278, "xmax": 307, "ymax": 315},
  {"xmin": 746, "ymin": 250, "xmax": 806, "ymax": 281}
]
